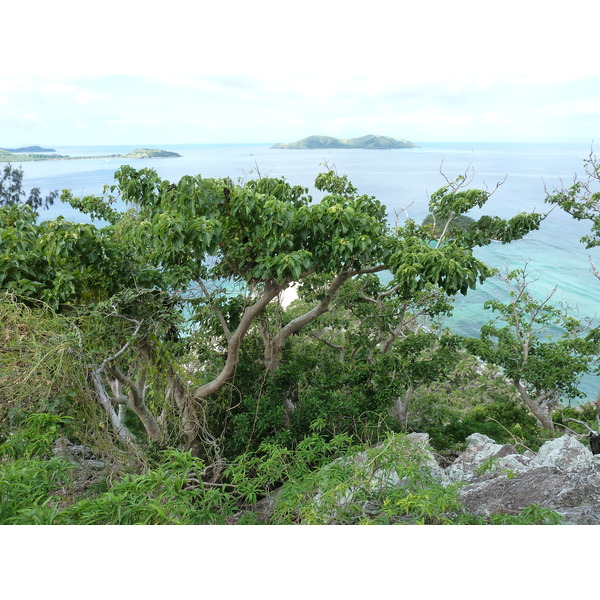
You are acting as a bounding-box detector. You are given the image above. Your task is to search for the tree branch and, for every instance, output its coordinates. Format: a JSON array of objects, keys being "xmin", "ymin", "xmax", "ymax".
[
  {"xmin": 97, "ymin": 318, "xmax": 144, "ymax": 374},
  {"xmin": 194, "ymin": 280, "xmax": 283, "ymax": 400},
  {"xmin": 198, "ymin": 278, "xmax": 231, "ymax": 339}
]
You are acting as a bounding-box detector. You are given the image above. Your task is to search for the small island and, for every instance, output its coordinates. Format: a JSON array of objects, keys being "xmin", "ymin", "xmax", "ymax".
[
  {"xmin": 272, "ymin": 134, "xmax": 417, "ymax": 150},
  {"xmin": 0, "ymin": 145, "xmax": 56, "ymax": 153},
  {"xmin": 0, "ymin": 147, "xmax": 182, "ymax": 162},
  {"xmin": 123, "ymin": 148, "xmax": 182, "ymax": 159}
]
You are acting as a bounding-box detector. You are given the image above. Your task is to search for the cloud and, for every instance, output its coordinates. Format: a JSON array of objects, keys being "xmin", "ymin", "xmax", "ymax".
[
  {"xmin": 0, "ymin": 74, "xmax": 597, "ymax": 145},
  {"xmin": 105, "ymin": 117, "xmax": 160, "ymax": 127}
]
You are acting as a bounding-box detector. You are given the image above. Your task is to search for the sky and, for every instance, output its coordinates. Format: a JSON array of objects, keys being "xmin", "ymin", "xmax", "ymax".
[
  {"xmin": 2, "ymin": 1, "xmax": 599, "ymax": 147},
  {"xmin": 1, "ymin": 74, "xmax": 599, "ymax": 146},
  {"xmin": 2, "ymin": 0, "xmax": 599, "ymax": 147}
]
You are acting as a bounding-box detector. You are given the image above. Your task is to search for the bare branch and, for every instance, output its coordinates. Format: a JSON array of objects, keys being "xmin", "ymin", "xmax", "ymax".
[
  {"xmin": 310, "ymin": 332, "xmax": 344, "ymax": 352},
  {"xmin": 97, "ymin": 318, "xmax": 144, "ymax": 374},
  {"xmin": 484, "ymin": 417, "xmax": 536, "ymax": 453},
  {"xmin": 591, "ymin": 256, "xmax": 600, "ymax": 280},
  {"xmin": 198, "ymin": 278, "xmax": 231, "ymax": 339},
  {"xmin": 563, "ymin": 417, "xmax": 598, "ymax": 435}
]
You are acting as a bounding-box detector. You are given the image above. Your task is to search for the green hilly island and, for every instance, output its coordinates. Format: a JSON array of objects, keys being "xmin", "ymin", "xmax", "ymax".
[
  {"xmin": 0, "ymin": 147, "xmax": 181, "ymax": 162},
  {"xmin": 272, "ymin": 134, "xmax": 417, "ymax": 149},
  {"xmin": 0, "ymin": 145, "xmax": 56, "ymax": 153}
]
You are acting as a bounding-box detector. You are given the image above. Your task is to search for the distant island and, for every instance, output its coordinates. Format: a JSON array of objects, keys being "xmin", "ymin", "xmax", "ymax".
[
  {"xmin": 0, "ymin": 148, "xmax": 182, "ymax": 162},
  {"xmin": 0, "ymin": 145, "xmax": 56, "ymax": 153},
  {"xmin": 272, "ymin": 134, "xmax": 417, "ymax": 150}
]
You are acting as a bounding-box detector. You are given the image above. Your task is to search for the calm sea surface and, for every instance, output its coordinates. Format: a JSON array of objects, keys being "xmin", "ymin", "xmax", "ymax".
[{"xmin": 15, "ymin": 142, "xmax": 600, "ymax": 402}]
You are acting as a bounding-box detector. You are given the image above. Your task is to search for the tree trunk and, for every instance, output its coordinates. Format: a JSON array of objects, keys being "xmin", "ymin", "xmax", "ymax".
[
  {"xmin": 513, "ymin": 379, "xmax": 555, "ymax": 431},
  {"xmin": 193, "ymin": 281, "xmax": 282, "ymax": 402},
  {"xmin": 264, "ymin": 270, "xmax": 355, "ymax": 374},
  {"xmin": 91, "ymin": 369, "xmax": 137, "ymax": 447},
  {"xmin": 392, "ymin": 385, "xmax": 413, "ymax": 430},
  {"xmin": 167, "ymin": 370, "xmax": 203, "ymax": 457},
  {"xmin": 109, "ymin": 365, "xmax": 163, "ymax": 443}
]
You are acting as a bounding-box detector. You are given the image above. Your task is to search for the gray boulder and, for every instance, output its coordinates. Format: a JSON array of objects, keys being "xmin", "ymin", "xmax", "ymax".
[
  {"xmin": 405, "ymin": 432, "xmax": 449, "ymax": 485},
  {"xmin": 445, "ymin": 433, "xmax": 531, "ymax": 483},
  {"xmin": 53, "ymin": 437, "xmax": 105, "ymax": 471},
  {"xmin": 452, "ymin": 434, "xmax": 600, "ymax": 524},
  {"xmin": 530, "ymin": 435, "xmax": 594, "ymax": 471},
  {"xmin": 458, "ymin": 466, "xmax": 600, "ymax": 524}
]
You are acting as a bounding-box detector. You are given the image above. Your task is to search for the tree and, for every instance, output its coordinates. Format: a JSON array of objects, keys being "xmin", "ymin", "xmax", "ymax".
[
  {"xmin": 0, "ymin": 163, "xmax": 57, "ymax": 214},
  {"xmin": 545, "ymin": 151, "xmax": 600, "ymax": 409},
  {"xmin": 545, "ymin": 150, "xmax": 600, "ymax": 278},
  {"xmin": 4, "ymin": 165, "xmax": 546, "ymax": 454},
  {"xmin": 464, "ymin": 268, "xmax": 599, "ymax": 430},
  {"xmin": 285, "ymin": 274, "xmax": 462, "ymax": 428}
]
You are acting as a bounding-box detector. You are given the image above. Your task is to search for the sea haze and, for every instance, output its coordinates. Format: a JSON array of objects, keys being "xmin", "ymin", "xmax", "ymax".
[{"xmin": 15, "ymin": 141, "xmax": 600, "ymax": 401}]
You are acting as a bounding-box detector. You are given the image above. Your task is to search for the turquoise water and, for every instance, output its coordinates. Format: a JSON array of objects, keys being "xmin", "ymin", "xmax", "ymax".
[{"xmin": 14, "ymin": 141, "xmax": 600, "ymax": 401}]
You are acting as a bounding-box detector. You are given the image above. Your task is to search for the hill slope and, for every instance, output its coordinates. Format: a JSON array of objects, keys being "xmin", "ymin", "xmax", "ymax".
[{"xmin": 272, "ymin": 134, "xmax": 417, "ymax": 149}]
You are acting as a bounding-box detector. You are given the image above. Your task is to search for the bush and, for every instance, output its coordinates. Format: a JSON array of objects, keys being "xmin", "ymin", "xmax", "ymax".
[
  {"xmin": 0, "ymin": 412, "xmax": 74, "ymax": 524},
  {"xmin": 57, "ymin": 450, "xmax": 229, "ymax": 525}
]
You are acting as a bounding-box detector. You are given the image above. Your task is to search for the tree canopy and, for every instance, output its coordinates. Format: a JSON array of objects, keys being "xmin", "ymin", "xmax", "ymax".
[{"xmin": 0, "ymin": 163, "xmax": 576, "ymax": 455}]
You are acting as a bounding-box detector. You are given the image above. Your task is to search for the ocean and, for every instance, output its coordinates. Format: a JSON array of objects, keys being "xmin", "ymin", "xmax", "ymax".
[{"xmin": 12, "ymin": 141, "xmax": 600, "ymax": 402}]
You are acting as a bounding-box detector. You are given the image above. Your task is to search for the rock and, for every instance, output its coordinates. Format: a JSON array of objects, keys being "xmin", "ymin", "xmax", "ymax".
[
  {"xmin": 66, "ymin": 444, "xmax": 94, "ymax": 460},
  {"xmin": 452, "ymin": 434, "xmax": 600, "ymax": 524},
  {"xmin": 82, "ymin": 459, "xmax": 106, "ymax": 470},
  {"xmin": 458, "ymin": 466, "xmax": 600, "ymax": 524},
  {"xmin": 405, "ymin": 432, "xmax": 449, "ymax": 485},
  {"xmin": 445, "ymin": 433, "xmax": 525, "ymax": 483},
  {"xmin": 309, "ymin": 433, "xmax": 447, "ymax": 522},
  {"xmin": 53, "ymin": 437, "xmax": 105, "ymax": 470},
  {"xmin": 530, "ymin": 435, "xmax": 594, "ymax": 472}
]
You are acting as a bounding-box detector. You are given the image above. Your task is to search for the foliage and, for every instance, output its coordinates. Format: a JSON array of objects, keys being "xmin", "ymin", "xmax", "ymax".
[
  {"xmin": 0, "ymin": 413, "xmax": 74, "ymax": 525},
  {"xmin": 422, "ymin": 212, "xmax": 475, "ymax": 238},
  {"xmin": 0, "ymin": 163, "xmax": 57, "ymax": 213},
  {"xmin": 545, "ymin": 151, "xmax": 600, "ymax": 249},
  {"xmin": 464, "ymin": 268, "xmax": 599, "ymax": 430},
  {"xmin": 56, "ymin": 450, "xmax": 226, "ymax": 525},
  {"xmin": 0, "ymin": 413, "xmax": 73, "ymax": 459},
  {"xmin": 0, "ymin": 295, "xmax": 89, "ymax": 429},
  {"xmin": 0, "ymin": 457, "xmax": 73, "ymax": 524},
  {"xmin": 0, "ymin": 205, "xmax": 160, "ymax": 307},
  {"xmin": 423, "ymin": 395, "xmax": 544, "ymax": 453}
]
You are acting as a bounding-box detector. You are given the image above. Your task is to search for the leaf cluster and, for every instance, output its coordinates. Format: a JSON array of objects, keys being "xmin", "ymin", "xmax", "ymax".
[
  {"xmin": 0, "ymin": 163, "xmax": 57, "ymax": 214},
  {"xmin": 545, "ymin": 152, "xmax": 600, "ymax": 248}
]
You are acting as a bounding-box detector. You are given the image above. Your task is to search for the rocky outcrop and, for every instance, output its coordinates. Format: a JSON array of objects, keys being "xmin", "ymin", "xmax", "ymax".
[
  {"xmin": 445, "ymin": 433, "xmax": 533, "ymax": 482},
  {"xmin": 243, "ymin": 432, "xmax": 600, "ymax": 524},
  {"xmin": 53, "ymin": 437, "xmax": 105, "ymax": 470},
  {"xmin": 448, "ymin": 433, "xmax": 600, "ymax": 524}
]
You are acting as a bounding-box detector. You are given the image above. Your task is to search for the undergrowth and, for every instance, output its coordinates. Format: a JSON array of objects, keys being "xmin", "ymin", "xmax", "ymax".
[{"xmin": 1, "ymin": 413, "xmax": 563, "ymax": 525}]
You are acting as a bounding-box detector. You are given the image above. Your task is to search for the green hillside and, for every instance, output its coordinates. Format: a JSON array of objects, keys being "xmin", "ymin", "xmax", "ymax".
[{"xmin": 272, "ymin": 134, "xmax": 417, "ymax": 149}]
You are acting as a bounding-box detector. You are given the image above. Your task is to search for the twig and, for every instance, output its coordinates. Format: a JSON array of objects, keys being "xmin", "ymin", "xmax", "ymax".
[
  {"xmin": 97, "ymin": 318, "xmax": 144, "ymax": 374},
  {"xmin": 484, "ymin": 417, "xmax": 535, "ymax": 454},
  {"xmin": 563, "ymin": 417, "xmax": 598, "ymax": 435}
]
